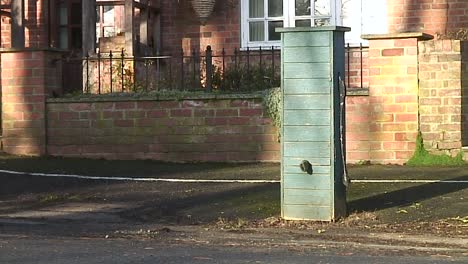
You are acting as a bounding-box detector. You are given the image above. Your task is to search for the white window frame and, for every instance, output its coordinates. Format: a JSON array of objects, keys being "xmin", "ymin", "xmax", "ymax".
[{"xmin": 241, "ymin": 0, "xmax": 342, "ymax": 49}]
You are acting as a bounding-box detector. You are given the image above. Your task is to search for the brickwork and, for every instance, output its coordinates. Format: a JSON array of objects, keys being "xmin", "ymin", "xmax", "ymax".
[
  {"xmin": 24, "ymin": 0, "xmax": 48, "ymax": 47},
  {"xmin": 160, "ymin": 1, "xmax": 240, "ymax": 55},
  {"xmin": 387, "ymin": 0, "xmax": 468, "ymax": 36},
  {"xmin": 1, "ymin": 13, "xmax": 11, "ymax": 48},
  {"xmin": 0, "ymin": 0, "xmax": 48, "ymax": 48},
  {"xmin": 364, "ymin": 36, "xmax": 420, "ymax": 164},
  {"xmin": 418, "ymin": 39, "xmax": 468, "ymax": 155},
  {"xmin": 43, "ymin": 94, "xmax": 383, "ymax": 163},
  {"xmin": 346, "ymin": 46, "xmax": 369, "ymax": 89},
  {"xmin": 1, "ymin": 50, "xmax": 61, "ymax": 155},
  {"xmin": 46, "ymin": 97, "xmax": 280, "ymax": 162},
  {"xmin": 345, "ymin": 96, "xmax": 371, "ymax": 163}
]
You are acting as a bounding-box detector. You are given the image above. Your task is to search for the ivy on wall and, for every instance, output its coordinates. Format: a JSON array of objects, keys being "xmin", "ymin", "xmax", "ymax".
[{"xmin": 263, "ymin": 87, "xmax": 282, "ymax": 140}]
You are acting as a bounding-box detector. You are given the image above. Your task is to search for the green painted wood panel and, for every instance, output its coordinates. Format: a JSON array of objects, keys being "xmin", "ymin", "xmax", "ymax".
[
  {"xmin": 282, "ymin": 156, "xmax": 330, "ymax": 166},
  {"xmin": 283, "ymin": 174, "xmax": 331, "ymax": 189},
  {"xmin": 283, "ymin": 47, "xmax": 330, "ymax": 63},
  {"xmin": 284, "ymin": 189, "xmax": 331, "ymax": 205},
  {"xmin": 283, "ymin": 63, "xmax": 330, "ymax": 79},
  {"xmin": 282, "ymin": 205, "xmax": 331, "ymax": 221},
  {"xmin": 283, "ymin": 126, "xmax": 331, "ymax": 142},
  {"xmin": 283, "ymin": 79, "xmax": 331, "ymax": 95},
  {"xmin": 283, "ymin": 142, "xmax": 330, "ymax": 157},
  {"xmin": 283, "ymin": 31, "xmax": 330, "ymax": 47},
  {"xmin": 284, "ymin": 110, "xmax": 331, "ymax": 126},
  {"xmin": 284, "ymin": 95, "xmax": 330, "ymax": 110},
  {"xmin": 280, "ymin": 27, "xmax": 349, "ymax": 221},
  {"xmin": 283, "ymin": 164, "xmax": 330, "ymax": 174}
]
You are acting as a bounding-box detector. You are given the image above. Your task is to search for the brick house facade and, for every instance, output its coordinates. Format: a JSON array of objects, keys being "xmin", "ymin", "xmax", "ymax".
[{"xmin": 0, "ymin": 1, "xmax": 467, "ymax": 164}]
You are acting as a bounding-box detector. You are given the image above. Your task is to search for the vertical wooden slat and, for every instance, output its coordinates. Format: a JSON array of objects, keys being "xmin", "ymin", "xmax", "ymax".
[{"xmin": 278, "ymin": 27, "xmax": 350, "ymax": 221}]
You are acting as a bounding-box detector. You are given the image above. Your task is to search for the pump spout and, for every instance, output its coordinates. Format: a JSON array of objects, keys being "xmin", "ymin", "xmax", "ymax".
[{"xmin": 299, "ymin": 160, "xmax": 313, "ymax": 175}]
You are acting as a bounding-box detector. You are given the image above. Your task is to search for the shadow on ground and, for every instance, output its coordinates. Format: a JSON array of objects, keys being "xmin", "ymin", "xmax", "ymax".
[
  {"xmin": 348, "ymin": 174, "xmax": 468, "ymax": 212},
  {"xmin": 0, "ymin": 154, "xmax": 467, "ymax": 236}
]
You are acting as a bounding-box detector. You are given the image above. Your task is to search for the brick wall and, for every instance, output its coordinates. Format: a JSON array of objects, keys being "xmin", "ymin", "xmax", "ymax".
[
  {"xmin": 345, "ymin": 96, "xmax": 371, "ymax": 163},
  {"xmin": 0, "ymin": 0, "xmax": 48, "ymax": 48},
  {"xmin": 418, "ymin": 39, "xmax": 468, "ymax": 155},
  {"xmin": 24, "ymin": 0, "xmax": 48, "ymax": 47},
  {"xmin": 160, "ymin": 0, "xmax": 240, "ymax": 55},
  {"xmin": 1, "ymin": 49, "xmax": 61, "ymax": 155},
  {"xmin": 46, "ymin": 97, "xmax": 280, "ymax": 162},
  {"xmin": 346, "ymin": 46, "xmax": 369, "ymax": 89},
  {"xmin": 362, "ymin": 35, "xmax": 421, "ymax": 164},
  {"xmin": 1, "ymin": 13, "xmax": 11, "ymax": 48},
  {"xmin": 388, "ymin": 0, "xmax": 468, "ymax": 36},
  {"xmin": 45, "ymin": 95, "xmax": 384, "ymax": 164}
]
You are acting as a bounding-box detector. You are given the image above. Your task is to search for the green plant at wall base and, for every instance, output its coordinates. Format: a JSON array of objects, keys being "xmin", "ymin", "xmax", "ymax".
[
  {"xmin": 263, "ymin": 87, "xmax": 282, "ymax": 140},
  {"xmin": 406, "ymin": 132, "xmax": 465, "ymax": 166}
]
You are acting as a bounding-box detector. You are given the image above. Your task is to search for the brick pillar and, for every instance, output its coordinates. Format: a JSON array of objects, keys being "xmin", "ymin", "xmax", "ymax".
[
  {"xmin": 1, "ymin": 49, "xmax": 62, "ymax": 155},
  {"xmin": 419, "ymin": 40, "xmax": 468, "ymax": 155},
  {"xmin": 362, "ymin": 33, "xmax": 433, "ymax": 164}
]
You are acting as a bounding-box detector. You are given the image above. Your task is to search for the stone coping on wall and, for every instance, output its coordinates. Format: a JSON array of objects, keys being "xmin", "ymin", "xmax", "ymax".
[
  {"xmin": 0, "ymin": 47, "xmax": 66, "ymax": 53},
  {"xmin": 46, "ymin": 91, "xmax": 267, "ymax": 104},
  {"xmin": 346, "ymin": 88, "xmax": 369, "ymax": 96},
  {"xmin": 47, "ymin": 87, "xmax": 369, "ymax": 104},
  {"xmin": 361, "ymin": 32, "xmax": 434, "ymax": 41}
]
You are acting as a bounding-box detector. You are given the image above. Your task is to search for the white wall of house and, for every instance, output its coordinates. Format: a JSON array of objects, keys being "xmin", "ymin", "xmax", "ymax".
[{"xmin": 342, "ymin": 0, "xmax": 388, "ymax": 46}]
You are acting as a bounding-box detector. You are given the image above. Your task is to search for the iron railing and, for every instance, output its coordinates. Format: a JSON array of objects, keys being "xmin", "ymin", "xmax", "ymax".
[
  {"xmin": 345, "ymin": 43, "xmax": 369, "ymax": 90},
  {"xmin": 60, "ymin": 44, "xmax": 368, "ymax": 95}
]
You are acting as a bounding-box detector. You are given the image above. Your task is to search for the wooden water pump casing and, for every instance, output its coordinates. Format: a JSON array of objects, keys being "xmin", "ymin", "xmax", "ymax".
[{"xmin": 277, "ymin": 26, "xmax": 350, "ymax": 221}]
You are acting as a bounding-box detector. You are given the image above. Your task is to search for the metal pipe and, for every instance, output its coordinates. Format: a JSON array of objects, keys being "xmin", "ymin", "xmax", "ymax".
[{"xmin": 109, "ymin": 50, "xmax": 113, "ymax": 93}]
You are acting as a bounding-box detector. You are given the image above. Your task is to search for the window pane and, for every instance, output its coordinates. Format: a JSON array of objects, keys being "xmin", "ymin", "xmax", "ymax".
[
  {"xmin": 249, "ymin": 0, "xmax": 264, "ymax": 18},
  {"xmin": 59, "ymin": 27, "xmax": 68, "ymax": 49},
  {"xmin": 249, "ymin": 21, "xmax": 265, "ymax": 41},
  {"xmin": 268, "ymin": 0, "xmax": 283, "ymax": 17},
  {"xmin": 315, "ymin": 0, "xmax": 331, "ymax": 16},
  {"xmin": 71, "ymin": 4, "xmax": 82, "ymax": 24},
  {"xmin": 295, "ymin": 0, "xmax": 310, "ymax": 16},
  {"xmin": 268, "ymin": 21, "xmax": 283, "ymax": 41},
  {"xmin": 103, "ymin": 6, "xmax": 115, "ymax": 24},
  {"xmin": 103, "ymin": 26, "xmax": 116, "ymax": 37},
  {"xmin": 71, "ymin": 28, "xmax": 82, "ymax": 49},
  {"xmin": 295, "ymin": 19, "xmax": 311, "ymax": 27},
  {"xmin": 314, "ymin": 18, "xmax": 331, "ymax": 26},
  {"xmin": 59, "ymin": 5, "xmax": 68, "ymax": 25}
]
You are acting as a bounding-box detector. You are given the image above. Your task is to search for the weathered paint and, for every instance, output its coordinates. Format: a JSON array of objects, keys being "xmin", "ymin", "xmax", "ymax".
[
  {"xmin": 278, "ymin": 26, "xmax": 350, "ymax": 221},
  {"xmin": 282, "ymin": 205, "xmax": 331, "ymax": 220},
  {"xmin": 283, "ymin": 79, "xmax": 331, "ymax": 94},
  {"xmin": 284, "ymin": 110, "xmax": 331, "ymax": 126}
]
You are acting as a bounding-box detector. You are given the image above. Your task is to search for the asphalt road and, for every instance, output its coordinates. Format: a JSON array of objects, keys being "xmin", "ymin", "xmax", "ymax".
[
  {"xmin": 1, "ymin": 162, "xmax": 468, "ymax": 264},
  {"xmin": 0, "ymin": 235, "xmax": 465, "ymax": 264}
]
